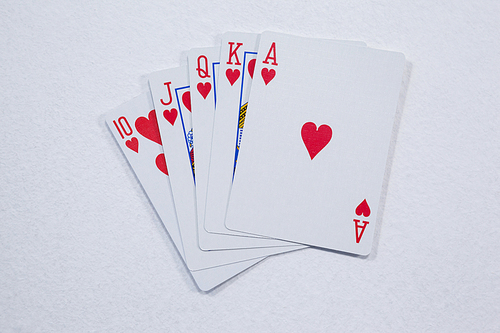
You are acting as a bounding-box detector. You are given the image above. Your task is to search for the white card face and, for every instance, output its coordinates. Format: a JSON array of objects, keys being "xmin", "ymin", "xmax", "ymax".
[
  {"xmin": 147, "ymin": 66, "xmax": 305, "ymax": 270},
  {"xmin": 225, "ymin": 32, "xmax": 406, "ymax": 255},
  {"xmin": 104, "ymin": 93, "xmax": 263, "ymax": 291},
  {"xmin": 204, "ymin": 32, "xmax": 263, "ymax": 237},
  {"xmin": 188, "ymin": 47, "xmax": 293, "ymax": 250}
]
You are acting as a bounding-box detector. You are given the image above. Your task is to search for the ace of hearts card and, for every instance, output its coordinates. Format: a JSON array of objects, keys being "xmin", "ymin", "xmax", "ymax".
[{"xmin": 225, "ymin": 32, "xmax": 406, "ymax": 255}]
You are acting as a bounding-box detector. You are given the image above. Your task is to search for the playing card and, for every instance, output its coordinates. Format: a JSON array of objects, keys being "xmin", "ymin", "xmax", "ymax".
[
  {"xmin": 205, "ymin": 32, "xmax": 367, "ymax": 240},
  {"xmin": 188, "ymin": 47, "xmax": 219, "ymax": 247},
  {"xmin": 147, "ymin": 66, "xmax": 305, "ymax": 270},
  {"xmin": 203, "ymin": 32, "xmax": 263, "ymax": 237},
  {"xmin": 188, "ymin": 46, "xmax": 295, "ymax": 250},
  {"xmin": 225, "ymin": 32, "xmax": 406, "ymax": 255},
  {"xmin": 105, "ymin": 93, "xmax": 263, "ymax": 291}
]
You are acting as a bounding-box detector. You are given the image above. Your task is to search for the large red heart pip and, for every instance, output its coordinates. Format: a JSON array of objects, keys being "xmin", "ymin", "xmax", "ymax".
[
  {"xmin": 226, "ymin": 69, "xmax": 240, "ymax": 86},
  {"xmin": 197, "ymin": 82, "xmax": 211, "ymax": 100},
  {"xmin": 155, "ymin": 153, "xmax": 168, "ymax": 175},
  {"xmin": 135, "ymin": 110, "xmax": 162, "ymax": 145},
  {"xmin": 301, "ymin": 122, "xmax": 332, "ymax": 160}
]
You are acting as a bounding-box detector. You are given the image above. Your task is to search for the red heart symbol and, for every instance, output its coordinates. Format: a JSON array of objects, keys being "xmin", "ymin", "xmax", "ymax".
[
  {"xmin": 248, "ymin": 59, "xmax": 256, "ymax": 79},
  {"xmin": 261, "ymin": 68, "xmax": 276, "ymax": 85},
  {"xmin": 155, "ymin": 153, "xmax": 168, "ymax": 175},
  {"xmin": 197, "ymin": 82, "xmax": 211, "ymax": 100},
  {"xmin": 301, "ymin": 122, "xmax": 332, "ymax": 160},
  {"xmin": 125, "ymin": 137, "xmax": 139, "ymax": 153},
  {"xmin": 226, "ymin": 68, "xmax": 240, "ymax": 86},
  {"xmin": 135, "ymin": 110, "xmax": 162, "ymax": 145},
  {"xmin": 163, "ymin": 108, "xmax": 177, "ymax": 126},
  {"xmin": 182, "ymin": 91, "xmax": 191, "ymax": 112},
  {"xmin": 355, "ymin": 199, "xmax": 371, "ymax": 217}
]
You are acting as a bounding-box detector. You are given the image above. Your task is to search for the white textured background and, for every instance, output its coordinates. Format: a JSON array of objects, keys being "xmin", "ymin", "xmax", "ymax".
[{"xmin": 1, "ymin": 0, "xmax": 499, "ymax": 332}]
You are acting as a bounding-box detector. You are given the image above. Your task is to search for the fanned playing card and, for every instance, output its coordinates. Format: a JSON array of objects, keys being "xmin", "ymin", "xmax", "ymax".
[
  {"xmin": 105, "ymin": 93, "xmax": 263, "ymax": 291},
  {"xmin": 204, "ymin": 32, "xmax": 263, "ymax": 238},
  {"xmin": 147, "ymin": 66, "xmax": 305, "ymax": 271},
  {"xmin": 188, "ymin": 47, "xmax": 219, "ymax": 242},
  {"xmin": 225, "ymin": 32, "xmax": 405, "ymax": 255}
]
